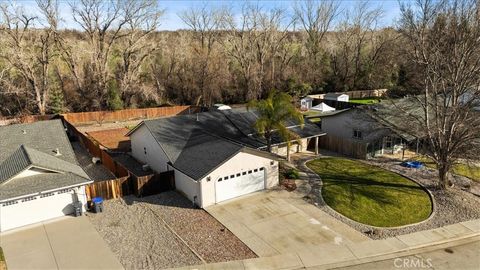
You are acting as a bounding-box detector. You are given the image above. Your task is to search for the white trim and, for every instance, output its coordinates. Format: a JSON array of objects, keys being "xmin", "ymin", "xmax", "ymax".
[{"xmin": 0, "ymin": 182, "xmax": 92, "ymax": 203}]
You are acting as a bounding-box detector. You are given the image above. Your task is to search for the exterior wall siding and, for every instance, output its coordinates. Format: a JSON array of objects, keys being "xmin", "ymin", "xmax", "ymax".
[
  {"xmin": 130, "ymin": 125, "xmax": 170, "ymax": 173},
  {"xmin": 174, "ymin": 169, "xmax": 201, "ymax": 206}
]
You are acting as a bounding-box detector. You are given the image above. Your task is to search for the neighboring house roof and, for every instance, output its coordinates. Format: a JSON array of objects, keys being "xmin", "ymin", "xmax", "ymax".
[
  {"xmin": 325, "ymin": 93, "xmax": 348, "ymax": 98},
  {"xmin": 0, "ymin": 120, "xmax": 91, "ymax": 201}
]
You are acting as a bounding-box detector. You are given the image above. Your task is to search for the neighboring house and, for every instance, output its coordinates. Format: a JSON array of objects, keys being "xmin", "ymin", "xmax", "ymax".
[
  {"xmin": 0, "ymin": 120, "xmax": 92, "ymax": 232},
  {"xmin": 300, "ymin": 96, "xmax": 314, "ymax": 110},
  {"xmin": 324, "ymin": 93, "xmax": 349, "ymax": 102},
  {"xmin": 320, "ymin": 108, "xmax": 416, "ymax": 158},
  {"xmin": 128, "ymin": 108, "xmax": 324, "ymax": 207},
  {"xmin": 310, "ymin": 102, "xmax": 335, "ymax": 113}
]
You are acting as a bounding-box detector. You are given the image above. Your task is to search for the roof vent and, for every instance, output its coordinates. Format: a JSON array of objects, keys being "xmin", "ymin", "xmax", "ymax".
[
  {"xmin": 22, "ymin": 129, "xmax": 26, "ymax": 134},
  {"xmin": 54, "ymin": 148, "xmax": 61, "ymax": 156}
]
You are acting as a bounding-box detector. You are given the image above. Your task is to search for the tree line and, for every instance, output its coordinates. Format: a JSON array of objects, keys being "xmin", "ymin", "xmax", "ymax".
[{"xmin": 0, "ymin": 0, "xmax": 458, "ymax": 116}]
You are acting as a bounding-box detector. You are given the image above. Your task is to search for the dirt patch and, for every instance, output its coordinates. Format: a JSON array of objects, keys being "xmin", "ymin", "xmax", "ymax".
[
  {"xmin": 88, "ymin": 191, "xmax": 256, "ymax": 269},
  {"xmin": 87, "ymin": 128, "xmax": 131, "ymax": 151}
]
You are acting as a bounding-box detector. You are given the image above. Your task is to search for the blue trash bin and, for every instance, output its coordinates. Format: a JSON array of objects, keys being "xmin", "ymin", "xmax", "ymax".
[{"xmin": 92, "ymin": 197, "xmax": 104, "ymax": 213}]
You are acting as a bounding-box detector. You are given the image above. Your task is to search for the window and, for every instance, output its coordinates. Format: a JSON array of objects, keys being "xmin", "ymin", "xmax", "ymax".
[
  {"xmin": 260, "ymin": 167, "xmax": 264, "ymax": 171},
  {"xmin": 270, "ymin": 161, "xmax": 275, "ymax": 165},
  {"xmin": 236, "ymin": 173, "xmax": 241, "ymax": 177},
  {"xmin": 224, "ymin": 176, "xmax": 229, "ymax": 180},
  {"xmin": 353, "ymin": 130, "xmax": 363, "ymax": 139},
  {"xmin": 254, "ymin": 169, "xmax": 258, "ymax": 172},
  {"xmin": 218, "ymin": 178, "xmax": 222, "ymax": 182},
  {"xmin": 248, "ymin": 170, "xmax": 252, "ymax": 174},
  {"xmin": 40, "ymin": 193, "xmax": 54, "ymax": 198},
  {"xmin": 21, "ymin": 196, "xmax": 37, "ymax": 202},
  {"xmin": 242, "ymin": 172, "xmax": 247, "ymax": 175},
  {"xmin": 206, "ymin": 176, "xmax": 211, "ymax": 182},
  {"xmin": 230, "ymin": 174, "xmax": 235, "ymax": 179},
  {"xmin": 2, "ymin": 200, "xmax": 18, "ymax": 207},
  {"xmin": 57, "ymin": 189, "xmax": 71, "ymax": 194}
]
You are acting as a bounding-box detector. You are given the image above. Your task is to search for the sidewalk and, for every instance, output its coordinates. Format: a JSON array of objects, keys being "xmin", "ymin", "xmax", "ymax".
[{"xmin": 170, "ymin": 219, "xmax": 480, "ymax": 270}]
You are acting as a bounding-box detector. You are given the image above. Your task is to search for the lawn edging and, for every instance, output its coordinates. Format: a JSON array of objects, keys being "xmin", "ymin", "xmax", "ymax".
[{"xmin": 302, "ymin": 157, "xmax": 436, "ymax": 231}]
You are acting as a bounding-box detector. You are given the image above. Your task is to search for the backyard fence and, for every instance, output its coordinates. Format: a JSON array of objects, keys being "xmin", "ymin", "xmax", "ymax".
[
  {"xmin": 308, "ymin": 89, "xmax": 388, "ymax": 100},
  {"xmin": 319, "ymin": 134, "xmax": 368, "ymax": 159},
  {"xmin": 62, "ymin": 106, "xmax": 199, "ymax": 124},
  {"xmin": 63, "ymin": 118, "xmax": 174, "ymax": 201},
  {"xmin": 134, "ymin": 171, "xmax": 175, "ymax": 197},
  {"xmin": 0, "ymin": 114, "xmax": 55, "ymax": 126},
  {"xmin": 85, "ymin": 176, "xmax": 131, "ymax": 201}
]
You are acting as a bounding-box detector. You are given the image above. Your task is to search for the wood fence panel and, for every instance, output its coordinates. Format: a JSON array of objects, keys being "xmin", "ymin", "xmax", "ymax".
[
  {"xmin": 135, "ymin": 171, "xmax": 175, "ymax": 197},
  {"xmin": 319, "ymin": 135, "xmax": 367, "ymax": 159},
  {"xmin": 62, "ymin": 106, "xmax": 195, "ymax": 124},
  {"xmin": 85, "ymin": 176, "xmax": 130, "ymax": 201}
]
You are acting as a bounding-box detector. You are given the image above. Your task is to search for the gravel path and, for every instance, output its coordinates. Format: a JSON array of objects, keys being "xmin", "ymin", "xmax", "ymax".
[
  {"xmin": 292, "ymin": 154, "xmax": 480, "ymax": 240},
  {"xmin": 88, "ymin": 191, "xmax": 256, "ymax": 269}
]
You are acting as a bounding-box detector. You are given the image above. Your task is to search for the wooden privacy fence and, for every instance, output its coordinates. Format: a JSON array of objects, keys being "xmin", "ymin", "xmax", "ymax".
[
  {"xmin": 0, "ymin": 114, "xmax": 55, "ymax": 126},
  {"xmin": 85, "ymin": 176, "xmax": 131, "ymax": 201},
  {"xmin": 63, "ymin": 118, "xmax": 175, "ymax": 200},
  {"xmin": 134, "ymin": 171, "xmax": 175, "ymax": 197},
  {"xmin": 62, "ymin": 106, "xmax": 198, "ymax": 124},
  {"xmin": 308, "ymin": 89, "xmax": 388, "ymax": 100},
  {"xmin": 319, "ymin": 134, "xmax": 368, "ymax": 159}
]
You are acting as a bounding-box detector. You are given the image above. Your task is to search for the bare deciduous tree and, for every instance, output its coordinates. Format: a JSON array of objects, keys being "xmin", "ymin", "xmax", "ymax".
[
  {"xmin": 0, "ymin": 0, "xmax": 59, "ymax": 115},
  {"xmin": 381, "ymin": 0, "xmax": 480, "ymax": 189}
]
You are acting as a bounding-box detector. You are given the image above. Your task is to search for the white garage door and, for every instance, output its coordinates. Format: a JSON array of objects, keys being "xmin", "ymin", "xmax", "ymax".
[
  {"xmin": 215, "ymin": 167, "xmax": 265, "ymax": 203},
  {"xmin": 0, "ymin": 189, "xmax": 75, "ymax": 232}
]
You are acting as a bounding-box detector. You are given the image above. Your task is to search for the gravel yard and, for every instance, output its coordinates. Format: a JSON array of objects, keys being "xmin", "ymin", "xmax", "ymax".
[{"xmin": 88, "ymin": 191, "xmax": 256, "ymax": 269}]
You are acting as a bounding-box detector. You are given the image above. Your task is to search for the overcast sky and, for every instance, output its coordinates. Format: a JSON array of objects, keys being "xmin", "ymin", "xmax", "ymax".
[{"xmin": 19, "ymin": 0, "xmax": 403, "ymax": 30}]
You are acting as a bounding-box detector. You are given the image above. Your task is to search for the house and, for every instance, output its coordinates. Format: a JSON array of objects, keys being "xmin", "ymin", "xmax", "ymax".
[
  {"xmin": 324, "ymin": 93, "xmax": 349, "ymax": 102},
  {"xmin": 300, "ymin": 96, "xmax": 314, "ymax": 110},
  {"xmin": 320, "ymin": 108, "xmax": 416, "ymax": 158},
  {"xmin": 310, "ymin": 102, "xmax": 335, "ymax": 113},
  {"xmin": 0, "ymin": 120, "xmax": 92, "ymax": 232},
  {"xmin": 127, "ymin": 108, "xmax": 324, "ymax": 207}
]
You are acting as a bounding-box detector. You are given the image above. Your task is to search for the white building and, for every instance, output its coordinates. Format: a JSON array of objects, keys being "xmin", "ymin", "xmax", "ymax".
[
  {"xmin": 128, "ymin": 109, "xmax": 324, "ymax": 207},
  {"xmin": 300, "ymin": 96, "xmax": 314, "ymax": 110},
  {"xmin": 0, "ymin": 120, "xmax": 92, "ymax": 232},
  {"xmin": 324, "ymin": 93, "xmax": 349, "ymax": 102},
  {"xmin": 310, "ymin": 102, "xmax": 335, "ymax": 113}
]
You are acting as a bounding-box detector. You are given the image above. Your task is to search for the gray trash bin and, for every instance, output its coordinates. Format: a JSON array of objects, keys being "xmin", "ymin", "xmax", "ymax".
[
  {"xmin": 92, "ymin": 197, "xmax": 104, "ymax": 213},
  {"xmin": 73, "ymin": 201, "xmax": 83, "ymax": 217}
]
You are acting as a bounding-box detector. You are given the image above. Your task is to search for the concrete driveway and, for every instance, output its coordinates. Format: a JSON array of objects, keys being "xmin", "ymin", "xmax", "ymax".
[
  {"xmin": 0, "ymin": 216, "xmax": 123, "ymax": 270},
  {"xmin": 206, "ymin": 190, "xmax": 368, "ymax": 257}
]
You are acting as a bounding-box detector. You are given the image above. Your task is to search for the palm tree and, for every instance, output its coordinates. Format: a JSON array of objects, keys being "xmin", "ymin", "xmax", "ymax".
[{"xmin": 248, "ymin": 90, "xmax": 304, "ymax": 161}]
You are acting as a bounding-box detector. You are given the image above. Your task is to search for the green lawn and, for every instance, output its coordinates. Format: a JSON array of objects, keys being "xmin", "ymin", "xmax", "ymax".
[
  {"xmin": 349, "ymin": 98, "xmax": 382, "ymax": 104},
  {"xmin": 0, "ymin": 246, "xmax": 5, "ymax": 270},
  {"xmin": 417, "ymin": 157, "xmax": 480, "ymax": 182},
  {"xmin": 307, "ymin": 158, "xmax": 432, "ymax": 227}
]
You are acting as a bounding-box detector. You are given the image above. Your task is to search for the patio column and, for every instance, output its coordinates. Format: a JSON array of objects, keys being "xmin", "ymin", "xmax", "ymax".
[{"xmin": 315, "ymin": 136, "xmax": 319, "ymax": 155}]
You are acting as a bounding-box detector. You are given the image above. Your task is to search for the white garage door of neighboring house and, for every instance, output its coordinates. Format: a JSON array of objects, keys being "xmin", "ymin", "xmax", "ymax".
[
  {"xmin": 215, "ymin": 167, "xmax": 265, "ymax": 203},
  {"xmin": 0, "ymin": 189, "xmax": 76, "ymax": 232}
]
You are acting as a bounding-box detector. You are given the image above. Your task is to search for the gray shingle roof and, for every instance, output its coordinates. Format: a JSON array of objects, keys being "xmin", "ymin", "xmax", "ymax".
[
  {"xmin": 133, "ymin": 108, "xmax": 321, "ymax": 180},
  {"xmin": 0, "ymin": 120, "xmax": 91, "ymax": 201},
  {"xmin": 172, "ymin": 131, "xmax": 243, "ymax": 180}
]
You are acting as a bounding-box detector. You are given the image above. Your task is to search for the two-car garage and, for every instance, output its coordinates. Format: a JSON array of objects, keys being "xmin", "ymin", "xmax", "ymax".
[
  {"xmin": 0, "ymin": 187, "xmax": 88, "ymax": 232},
  {"xmin": 215, "ymin": 167, "xmax": 266, "ymax": 203}
]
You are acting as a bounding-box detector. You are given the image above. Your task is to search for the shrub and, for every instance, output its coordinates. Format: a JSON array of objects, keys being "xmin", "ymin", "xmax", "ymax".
[{"xmin": 285, "ymin": 168, "xmax": 300, "ymax": 179}]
